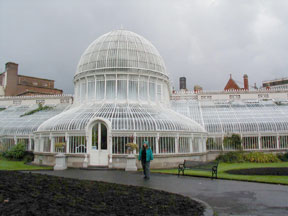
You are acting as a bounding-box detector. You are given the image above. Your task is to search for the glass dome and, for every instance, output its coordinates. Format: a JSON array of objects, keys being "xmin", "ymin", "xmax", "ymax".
[
  {"xmin": 74, "ymin": 30, "xmax": 170, "ymax": 105},
  {"xmin": 75, "ymin": 30, "xmax": 166, "ymax": 77}
]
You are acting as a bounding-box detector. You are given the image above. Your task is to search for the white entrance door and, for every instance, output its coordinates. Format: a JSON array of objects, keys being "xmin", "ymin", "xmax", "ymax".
[{"xmin": 90, "ymin": 122, "xmax": 108, "ymax": 166}]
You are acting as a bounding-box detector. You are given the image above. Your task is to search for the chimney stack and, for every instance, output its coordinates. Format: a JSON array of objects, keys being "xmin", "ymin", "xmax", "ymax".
[
  {"xmin": 243, "ymin": 74, "xmax": 249, "ymax": 90},
  {"xmin": 179, "ymin": 77, "xmax": 186, "ymax": 90}
]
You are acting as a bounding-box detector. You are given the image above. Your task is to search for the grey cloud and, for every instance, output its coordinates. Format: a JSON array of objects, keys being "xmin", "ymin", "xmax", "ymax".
[{"xmin": 1, "ymin": 0, "xmax": 288, "ymax": 93}]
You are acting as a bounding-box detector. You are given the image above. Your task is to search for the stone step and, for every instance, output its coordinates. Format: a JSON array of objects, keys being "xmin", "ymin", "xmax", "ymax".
[{"xmin": 82, "ymin": 166, "xmax": 109, "ymax": 170}]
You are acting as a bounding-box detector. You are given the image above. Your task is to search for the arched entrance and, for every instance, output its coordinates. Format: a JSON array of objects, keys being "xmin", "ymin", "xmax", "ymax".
[{"xmin": 87, "ymin": 119, "xmax": 111, "ymax": 166}]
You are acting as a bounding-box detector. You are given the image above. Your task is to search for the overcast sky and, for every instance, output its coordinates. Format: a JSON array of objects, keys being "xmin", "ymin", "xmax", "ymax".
[{"xmin": 1, "ymin": 0, "xmax": 288, "ymax": 93}]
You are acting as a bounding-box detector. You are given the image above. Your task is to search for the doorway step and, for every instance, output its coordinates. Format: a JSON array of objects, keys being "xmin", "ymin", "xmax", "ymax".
[{"xmin": 81, "ymin": 166, "xmax": 109, "ymax": 170}]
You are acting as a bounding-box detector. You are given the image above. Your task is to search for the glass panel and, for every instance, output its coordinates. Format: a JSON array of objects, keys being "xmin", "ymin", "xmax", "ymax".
[
  {"xmin": 96, "ymin": 80, "xmax": 104, "ymax": 100},
  {"xmin": 159, "ymin": 137, "xmax": 175, "ymax": 153},
  {"xmin": 92, "ymin": 124, "xmax": 98, "ymax": 150},
  {"xmin": 149, "ymin": 82, "xmax": 155, "ymax": 101},
  {"xmin": 69, "ymin": 136, "xmax": 87, "ymax": 153},
  {"xmin": 139, "ymin": 77, "xmax": 148, "ymax": 100},
  {"xmin": 43, "ymin": 137, "xmax": 51, "ymax": 152},
  {"xmin": 157, "ymin": 84, "xmax": 162, "ymax": 101},
  {"xmin": 106, "ymin": 80, "xmax": 116, "ymax": 99},
  {"xmin": 101, "ymin": 123, "xmax": 107, "ymax": 150},
  {"xmin": 112, "ymin": 136, "xmax": 129, "ymax": 154},
  {"xmin": 129, "ymin": 80, "xmax": 138, "ymax": 100},
  {"xmin": 117, "ymin": 80, "xmax": 127, "ymax": 100},
  {"xmin": 54, "ymin": 137, "xmax": 66, "ymax": 153},
  {"xmin": 178, "ymin": 137, "xmax": 190, "ymax": 153},
  {"xmin": 88, "ymin": 81, "xmax": 95, "ymax": 100},
  {"xmin": 80, "ymin": 82, "xmax": 86, "ymax": 102}
]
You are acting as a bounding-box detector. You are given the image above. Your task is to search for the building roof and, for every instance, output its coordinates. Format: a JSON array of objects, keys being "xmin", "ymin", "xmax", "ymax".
[
  {"xmin": 172, "ymin": 99, "xmax": 288, "ymax": 134},
  {"xmin": 0, "ymin": 104, "xmax": 70, "ymax": 136},
  {"xmin": 224, "ymin": 74, "xmax": 240, "ymax": 90},
  {"xmin": 18, "ymin": 74, "xmax": 55, "ymax": 82},
  {"xmin": 75, "ymin": 30, "xmax": 166, "ymax": 78},
  {"xmin": 37, "ymin": 103, "xmax": 205, "ymax": 134}
]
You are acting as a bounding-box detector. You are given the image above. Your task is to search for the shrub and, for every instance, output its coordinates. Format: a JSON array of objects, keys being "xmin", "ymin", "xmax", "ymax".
[
  {"xmin": 216, "ymin": 151, "xmax": 280, "ymax": 163},
  {"xmin": 223, "ymin": 134, "xmax": 242, "ymax": 150},
  {"xmin": 23, "ymin": 154, "xmax": 34, "ymax": 163},
  {"xmin": 4, "ymin": 143, "xmax": 26, "ymax": 160},
  {"xmin": 277, "ymin": 152, "xmax": 288, "ymax": 162},
  {"xmin": 243, "ymin": 152, "xmax": 279, "ymax": 163},
  {"xmin": 216, "ymin": 151, "xmax": 244, "ymax": 163},
  {"xmin": 23, "ymin": 151, "xmax": 34, "ymax": 163}
]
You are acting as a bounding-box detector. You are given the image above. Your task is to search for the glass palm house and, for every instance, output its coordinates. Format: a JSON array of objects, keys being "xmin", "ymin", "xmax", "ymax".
[
  {"xmin": 33, "ymin": 30, "xmax": 206, "ymax": 168},
  {"xmin": 0, "ymin": 30, "xmax": 287, "ymax": 168}
]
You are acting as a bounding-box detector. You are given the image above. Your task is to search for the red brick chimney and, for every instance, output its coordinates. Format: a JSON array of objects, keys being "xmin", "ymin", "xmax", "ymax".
[
  {"xmin": 243, "ymin": 74, "xmax": 249, "ymax": 90},
  {"xmin": 4, "ymin": 62, "xmax": 19, "ymax": 96}
]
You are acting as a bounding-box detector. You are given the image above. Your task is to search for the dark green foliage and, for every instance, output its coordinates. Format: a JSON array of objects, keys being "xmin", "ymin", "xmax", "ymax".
[
  {"xmin": 216, "ymin": 151, "xmax": 280, "ymax": 163},
  {"xmin": 0, "ymin": 107, "xmax": 5, "ymax": 112},
  {"xmin": 20, "ymin": 103, "xmax": 52, "ymax": 117},
  {"xmin": 23, "ymin": 152, "xmax": 34, "ymax": 163},
  {"xmin": 277, "ymin": 152, "xmax": 288, "ymax": 162},
  {"xmin": 223, "ymin": 134, "xmax": 242, "ymax": 150},
  {"xmin": 3, "ymin": 143, "xmax": 26, "ymax": 160},
  {"xmin": 216, "ymin": 151, "xmax": 244, "ymax": 163}
]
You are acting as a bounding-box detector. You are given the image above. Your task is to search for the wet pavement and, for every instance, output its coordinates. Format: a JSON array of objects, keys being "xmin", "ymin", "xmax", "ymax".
[{"xmin": 31, "ymin": 169, "xmax": 288, "ymax": 216}]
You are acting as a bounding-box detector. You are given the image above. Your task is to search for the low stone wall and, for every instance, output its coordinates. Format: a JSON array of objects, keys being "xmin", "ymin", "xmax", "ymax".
[
  {"xmin": 34, "ymin": 152, "xmax": 207, "ymax": 169},
  {"xmin": 33, "ymin": 153, "xmax": 56, "ymax": 166},
  {"xmin": 33, "ymin": 153, "xmax": 88, "ymax": 168},
  {"xmin": 66, "ymin": 154, "xmax": 88, "ymax": 168}
]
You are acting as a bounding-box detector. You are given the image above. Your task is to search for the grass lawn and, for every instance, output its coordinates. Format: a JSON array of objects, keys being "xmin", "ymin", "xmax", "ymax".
[
  {"xmin": 0, "ymin": 158, "xmax": 52, "ymax": 171},
  {"xmin": 152, "ymin": 162, "xmax": 288, "ymax": 185}
]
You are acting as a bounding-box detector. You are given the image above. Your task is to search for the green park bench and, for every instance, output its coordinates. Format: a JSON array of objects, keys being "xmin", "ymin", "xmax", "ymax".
[{"xmin": 178, "ymin": 160, "xmax": 219, "ymax": 179}]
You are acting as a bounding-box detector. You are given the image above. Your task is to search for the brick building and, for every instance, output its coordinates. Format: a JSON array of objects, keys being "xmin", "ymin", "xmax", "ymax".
[{"xmin": 0, "ymin": 62, "xmax": 62, "ymax": 96}]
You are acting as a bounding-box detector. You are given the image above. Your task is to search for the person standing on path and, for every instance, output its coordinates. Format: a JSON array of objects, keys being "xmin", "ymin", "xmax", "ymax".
[{"xmin": 138, "ymin": 141, "xmax": 154, "ymax": 179}]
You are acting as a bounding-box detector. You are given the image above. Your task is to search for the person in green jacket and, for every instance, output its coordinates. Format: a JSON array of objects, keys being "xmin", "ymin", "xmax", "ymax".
[{"xmin": 138, "ymin": 141, "xmax": 153, "ymax": 179}]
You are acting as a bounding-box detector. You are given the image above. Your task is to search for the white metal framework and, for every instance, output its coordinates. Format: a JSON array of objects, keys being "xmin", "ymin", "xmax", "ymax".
[
  {"xmin": 37, "ymin": 103, "xmax": 205, "ymax": 133},
  {"xmin": 76, "ymin": 30, "xmax": 166, "ymax": 77},
  {"xmin": 172, "ymin": 99, "xmax": 288, "ymax": 151},
  {"xmin": 0, "ymin": 104, "xmax": 69, "ymax": 136}
]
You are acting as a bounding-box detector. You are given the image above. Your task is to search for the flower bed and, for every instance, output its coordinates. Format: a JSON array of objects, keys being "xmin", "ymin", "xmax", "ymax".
[
  {"xmin": 0, "ymin": 171, "xmax": 204, "ymax": 216},
  {"xmin": 226, "ymin": 167, "xmax": 288, "ymax": 176}
]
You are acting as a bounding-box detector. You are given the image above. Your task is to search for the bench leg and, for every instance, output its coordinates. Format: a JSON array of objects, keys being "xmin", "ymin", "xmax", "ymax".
[{"xmin": 212, "ymin": 167, "xmax": 218, "ymax": 179}]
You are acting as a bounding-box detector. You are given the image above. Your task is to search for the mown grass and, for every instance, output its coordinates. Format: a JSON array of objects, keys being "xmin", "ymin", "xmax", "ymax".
[
  {"xmin": 152, "ymin": 162, "xmax": 288, "ymax": 185},
  {"xmin": 0, "ymin": 158, "xmax": 52, "ymax": 171}
]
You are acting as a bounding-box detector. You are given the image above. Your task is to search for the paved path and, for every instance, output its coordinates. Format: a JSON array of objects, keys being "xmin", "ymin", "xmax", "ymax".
[{"xmin": 32, "ymin": 169, "xmax": 288, "ymax": 216}]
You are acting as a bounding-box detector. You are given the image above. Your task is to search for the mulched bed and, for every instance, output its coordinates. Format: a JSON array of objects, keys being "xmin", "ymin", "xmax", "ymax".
[
  {"xmin": 0, "ymin": 171, "xmax": 204, "ymax": 216},
  {"xmin": 226, "ymin": 167, "xmax": 288, "ymax": 176}
]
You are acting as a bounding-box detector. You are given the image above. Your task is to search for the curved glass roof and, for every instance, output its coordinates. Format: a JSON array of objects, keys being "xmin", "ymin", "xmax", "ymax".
[
  {"xmin": 76, "ymin": 30, "xmax": 166, "ymax": 77},
  {"xmin": 0, "ymin": 104, "xmax": 70, "ymax": 136},
  {"xmin": 37, "ymin": 103, "xmax": 205, "ymax": 133},
  {"xmin": 172, "ymin": 99, "xmax": 288, "ymax": 135}
]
